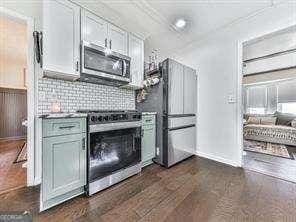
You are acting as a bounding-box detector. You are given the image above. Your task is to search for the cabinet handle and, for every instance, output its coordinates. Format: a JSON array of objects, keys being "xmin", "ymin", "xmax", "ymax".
[
  {"xmin": 76, "ymin": 61, "xmax": 79, "ymax": 72},
  {"xmin": 109, "ymin": 40, "xmax": 112, "ymax": 49},
  {"xmin": 59, "ymin": 125, "xmax": 75, "ymax": 129},
  {"xmin": 82, "ymin": 138, "xmax": 86, "ymax": 150},
  {"xmin": 105, "ymin": 38, "xmax": 107, "ymax": 48}
]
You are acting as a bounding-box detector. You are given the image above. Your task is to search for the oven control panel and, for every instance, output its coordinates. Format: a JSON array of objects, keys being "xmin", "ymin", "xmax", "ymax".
[{"xmin": 88, "ymin": 111, "xmax": 141, "ymax": 125}]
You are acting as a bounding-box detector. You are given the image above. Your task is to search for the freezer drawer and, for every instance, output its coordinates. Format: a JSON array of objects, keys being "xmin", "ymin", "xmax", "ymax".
[{"xmin": 166, "ymin": 125, "xmax": 196, "ymax": 167}]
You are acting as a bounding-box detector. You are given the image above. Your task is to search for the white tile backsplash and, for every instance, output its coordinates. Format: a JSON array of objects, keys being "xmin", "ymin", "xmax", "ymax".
[{"xmin": 38, "ymin": 78, "xmax": 135, "ymax": 114}]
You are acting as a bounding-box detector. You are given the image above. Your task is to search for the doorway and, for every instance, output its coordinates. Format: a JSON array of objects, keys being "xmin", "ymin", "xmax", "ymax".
[
  {"xmin": 0, "ymin": 7, "xmax": 35, "ymax": 192},
  {"xmin": 239, "ymin": 25, "xmax": 296, "ymax": 183}
]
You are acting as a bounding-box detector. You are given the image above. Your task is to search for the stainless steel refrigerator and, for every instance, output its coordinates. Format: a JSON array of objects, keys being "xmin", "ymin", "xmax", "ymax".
[{"xmin": 137, "ymin": 58, "xmax": 197, "ymax": 168}]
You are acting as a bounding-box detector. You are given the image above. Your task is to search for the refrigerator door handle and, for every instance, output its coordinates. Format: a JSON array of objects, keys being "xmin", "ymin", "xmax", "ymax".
[
  {"xmin": 167, "ymin": 114, "xmax": 195, "ymax": 118},
  {"xmin": 168, "ymin": 124, "xmax": 195, "ymax": 131}
]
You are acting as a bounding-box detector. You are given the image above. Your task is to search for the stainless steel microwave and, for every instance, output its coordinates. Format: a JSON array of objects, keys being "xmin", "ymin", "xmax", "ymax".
[{"xmin": 80, "ymin": 41, "xmax": 131, "ymax": 86}]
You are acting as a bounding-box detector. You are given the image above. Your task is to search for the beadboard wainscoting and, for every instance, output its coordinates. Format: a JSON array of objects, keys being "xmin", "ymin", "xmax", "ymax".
[
  {"xmin": 38, "ymin": 78, "xmax": 135, "ymax": 114},
  {"xmin": 0, "ymin": 88, "xmax": 27, "ymax": 139}
]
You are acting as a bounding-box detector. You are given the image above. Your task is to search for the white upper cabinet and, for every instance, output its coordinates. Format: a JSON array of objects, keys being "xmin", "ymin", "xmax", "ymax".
[
  {"xmin": 108, "ymin": 24, "xmax": 128, "ymax": 55},
  {"xmin": 43, "ymin": 0, "xmax": 80, "ymax": 79},
  {"xmin": 81, "ymin": 10, "xmax": 128, "ymax": 55},
  {"xmin": 81, "ymin": 10, "xmax": 108, "ymax": 48},
  {"xmin": 127, "ymin": 34, "xmax": 144, "ymax": 89}
]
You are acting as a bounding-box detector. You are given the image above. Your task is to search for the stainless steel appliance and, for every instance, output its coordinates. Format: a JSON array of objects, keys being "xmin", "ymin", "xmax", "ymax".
[
  {"xmin": 137, "ymin": 58, "xmax": 197, "ymax": 168},
  {"xmin": 77, "ymin": 110, "xmax": 142, "ymax": 196},
  {"xmin": 80, "ymin": 41, "xmax": 131, "ymax": 86}
]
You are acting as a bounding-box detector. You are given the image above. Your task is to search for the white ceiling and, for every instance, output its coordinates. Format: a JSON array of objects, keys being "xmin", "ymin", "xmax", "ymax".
[{"xmin": 93, "ymin": 0, "xmax": 279, "ymax": 58}]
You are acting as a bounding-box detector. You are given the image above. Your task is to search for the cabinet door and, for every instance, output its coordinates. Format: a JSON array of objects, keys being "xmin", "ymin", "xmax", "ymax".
[
  {"xmin": 43, "ymin": 0, "xmax": 80, "ymax": 77},
  {"xmin": 42, "ymin": 134, "xmax": 86, "ymax": 201},
  {"xmin": 108, "ymin": 24, "xmax": 128, "ymax": 55},
  {"xmin": 82, "ymin": 10, "xmax": 108, "ymax": 48},
  {"xmin": 128, "ymin": 34, "xmax": 144, "ymax": 87},
  {"xmin": 183, "ymin": 66, "xmax": 197, "ymax": 114},
  {"xmin": 168, "ymin": 60, "xmax": 184, "ymax": 115},
  {"xmin": 142, "ymin": 126, "xmax": 156, "ymax": 164}
]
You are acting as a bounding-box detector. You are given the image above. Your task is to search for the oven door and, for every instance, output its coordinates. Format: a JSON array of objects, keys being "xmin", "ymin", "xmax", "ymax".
[
  {"xmin": 81, "ymin": 41, "xmax": 130, "ymax": 83},
  {"xmin": 88, "ymin": 127, "xmax": 141, "ymax": 182}
]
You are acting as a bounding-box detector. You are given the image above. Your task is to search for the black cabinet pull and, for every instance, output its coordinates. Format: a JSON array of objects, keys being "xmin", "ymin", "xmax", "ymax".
[
  {"xmin": 82, "ymin": 138, "xmax": 86, "ymax": 150},
  {"xmin": 59, "ymin": 125, "xmax": 75, "ymax": 129}
]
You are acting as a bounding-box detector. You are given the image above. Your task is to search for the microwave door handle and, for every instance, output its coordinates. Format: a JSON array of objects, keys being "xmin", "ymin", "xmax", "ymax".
[{"xmin": 123, "ymin": 60, "xmax": 127, "ymax": 77}]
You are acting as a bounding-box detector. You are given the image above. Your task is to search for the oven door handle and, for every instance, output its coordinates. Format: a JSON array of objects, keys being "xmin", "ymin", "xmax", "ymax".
[{"xmin": 89, "ymin": 121, "xmax": 142, "ymax": 133}]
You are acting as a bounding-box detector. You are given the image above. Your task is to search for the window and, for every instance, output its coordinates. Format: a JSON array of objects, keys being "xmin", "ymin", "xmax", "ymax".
[
  {"xmin": 247, "ymin": 108, "xmax": 265, "ymax": 114},
  {"xmin": 278, "ymin": 102, "xmax": 296, "ymax": 114}
]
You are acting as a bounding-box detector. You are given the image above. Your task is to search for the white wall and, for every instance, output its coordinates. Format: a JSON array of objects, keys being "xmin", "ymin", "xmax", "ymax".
[
  {"xmin": 0, "ymin": 16, "xmax": 27, "ymax": 89},
  {"xmin": 171, "ymin": 2, "xmax": 296, "ymax": 166}
]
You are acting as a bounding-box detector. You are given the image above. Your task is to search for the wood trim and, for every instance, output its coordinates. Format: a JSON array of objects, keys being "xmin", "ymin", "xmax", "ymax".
[{"xmin": 0, "ymin": 87, "xmax": 26, "ymax": 93}]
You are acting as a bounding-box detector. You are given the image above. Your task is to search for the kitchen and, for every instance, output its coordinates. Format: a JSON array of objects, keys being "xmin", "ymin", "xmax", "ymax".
[
  {"xmin": 27, "ymin": 0, "xmax": 197, "ymax": 211},
  {"xmin": 1, "ymin": 0, "xmax": 296, "ymax": 221}
]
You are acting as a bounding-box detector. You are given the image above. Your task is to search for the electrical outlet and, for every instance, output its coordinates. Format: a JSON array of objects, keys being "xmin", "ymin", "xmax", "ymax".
[{"xmin": 228, "ymin": 93, "xmax": 236, "ymax": 104}]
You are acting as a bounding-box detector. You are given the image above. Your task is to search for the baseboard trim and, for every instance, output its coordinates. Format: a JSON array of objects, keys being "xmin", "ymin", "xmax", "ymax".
[
  {"xmin": 196, "ymin": 151, "xmax": 240, "ymax": 167},
  {"xmin": 33, "ymin": 177, "xmax": 41, "ymax": 186},
  {"xmin": 0, "ymin": 136, "xmax": 26, "ymax": 141}
]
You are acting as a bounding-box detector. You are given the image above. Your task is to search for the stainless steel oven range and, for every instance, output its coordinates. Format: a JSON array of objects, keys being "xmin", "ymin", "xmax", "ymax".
[{"xmin": 77, "ymin": 110, "xmax": 142, "ymax": 196}]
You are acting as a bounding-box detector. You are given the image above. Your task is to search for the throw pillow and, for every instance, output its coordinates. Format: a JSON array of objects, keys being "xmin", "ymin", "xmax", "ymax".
[
  {"xmin": 247, "ymin": 116, "xmax": 261, "ymax": 124},
  {"xmin": 291, "ymin": 119, "xmax": 296, "ymax": 128},
  {"xmin": 260, "ymin": 116, "xmax": 277, "ymax": 125},
  {"xmin": 274, "ymin": 111, "xmax": 296, "ymax": 126}
]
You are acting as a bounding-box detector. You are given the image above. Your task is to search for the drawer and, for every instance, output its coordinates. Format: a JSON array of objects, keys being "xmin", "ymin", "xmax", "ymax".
[
  {"xmin": 43, "ymin": 118, "xmax": 86, "ymax": 137},
  {"xmin": 142, "ymin": 115, "xmax": 155, "ymax": 126}
]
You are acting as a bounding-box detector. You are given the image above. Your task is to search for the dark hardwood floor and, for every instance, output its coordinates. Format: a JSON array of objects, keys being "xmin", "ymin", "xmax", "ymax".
[
  {"xmin": 0, "ymin": 139, "xmax": 26, "ymax": 193},
  {"xmin": 0, "ymin": 156, "xmax": 296, "ymax": 222},
  {"xmin": 243, "ymin": 146, "xmax": 296, "ymax": 183}
]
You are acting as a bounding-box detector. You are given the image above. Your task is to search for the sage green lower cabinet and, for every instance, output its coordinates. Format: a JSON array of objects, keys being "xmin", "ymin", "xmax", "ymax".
[
  {"xmin": 141, "ymin": 114, "xmax": 156, "ymax": 167},
  {"xmin": 41, "ymin": 117, "xmax": 87, "ymax": 211}
]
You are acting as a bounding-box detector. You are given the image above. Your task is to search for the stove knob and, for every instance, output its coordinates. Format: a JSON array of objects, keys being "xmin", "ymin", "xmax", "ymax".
[
  {"xmin": 98, "ymin": 116, "xmax": 103, "ymax": 122},
  {"xmin": 90, "ymin": 116, "xmax": 97, "ymax": 122}
]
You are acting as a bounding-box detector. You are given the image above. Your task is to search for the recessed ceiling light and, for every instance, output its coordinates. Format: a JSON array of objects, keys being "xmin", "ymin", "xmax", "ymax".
[{"xmin": 175, "ymin": 18, "xmax": 186, "ymax": 29}]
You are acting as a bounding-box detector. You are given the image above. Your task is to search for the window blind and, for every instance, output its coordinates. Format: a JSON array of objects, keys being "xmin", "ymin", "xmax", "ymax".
[
  {"xmin": 278, "ymin": 81, "xmax": 296, "ymax": 103},
  {"xmin": 247, "ymin": 86, "xmax": 267, "ymax": 108},
  {"xmin": 267, "ymin": 85, "xmax": 277, "ymax": 113}
]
